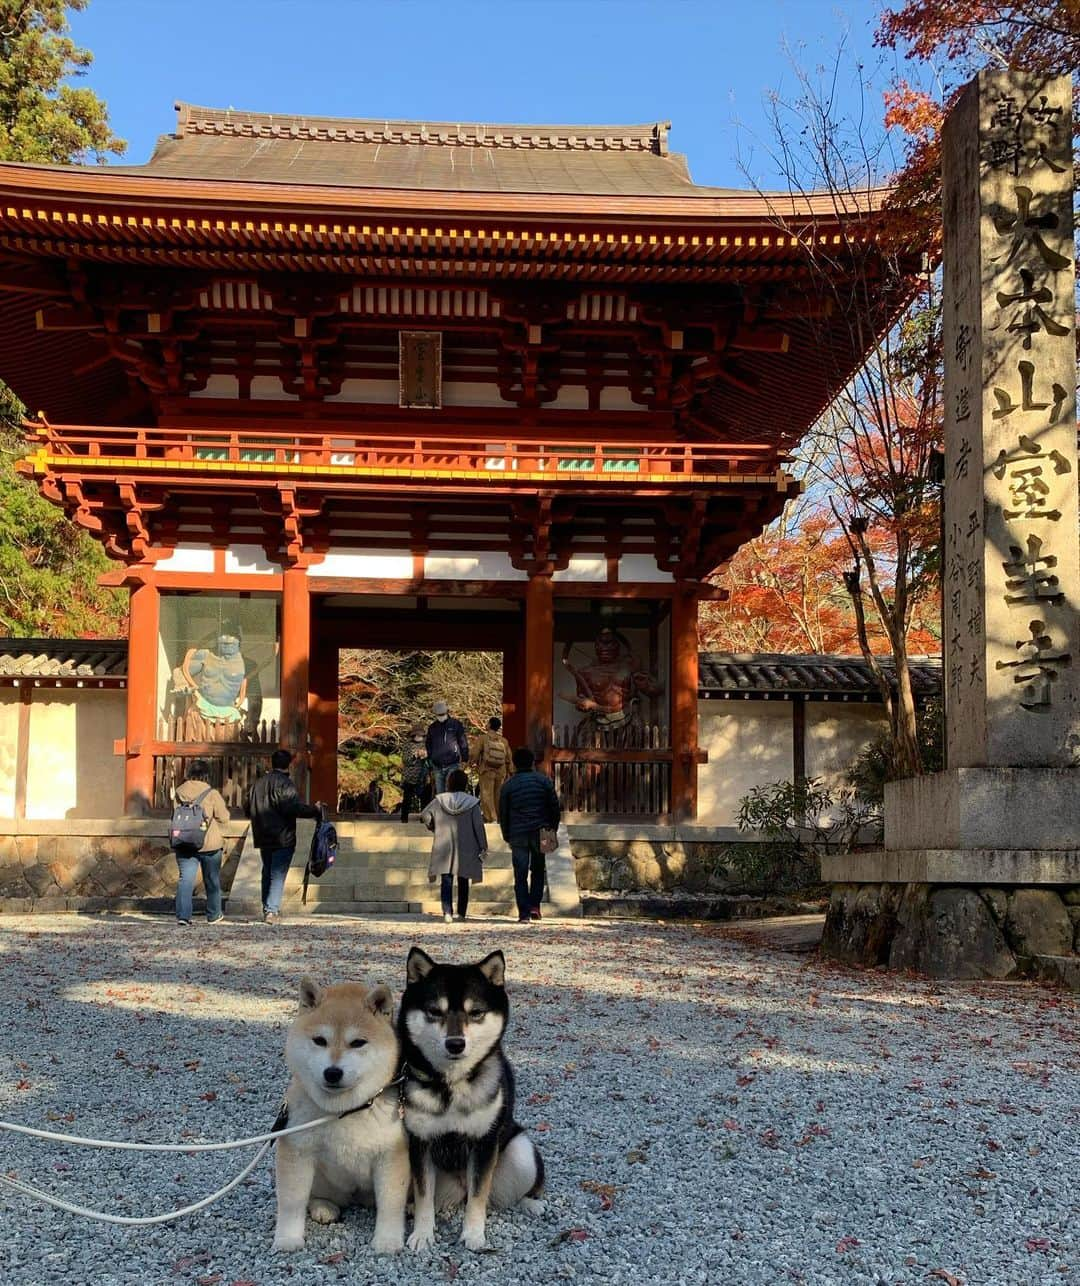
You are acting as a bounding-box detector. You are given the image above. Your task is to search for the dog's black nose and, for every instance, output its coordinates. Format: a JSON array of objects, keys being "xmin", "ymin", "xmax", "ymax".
[
  {"xmin": 323, "ymin": 1066, "xmax": 344, "ymax": 1085},
  {"xmin": 444, "ymin": 1037, "xmax": 466, "ymax": 1057}
]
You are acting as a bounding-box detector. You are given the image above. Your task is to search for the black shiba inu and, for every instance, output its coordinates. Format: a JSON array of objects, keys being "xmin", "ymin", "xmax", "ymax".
[{"xmin": 398, "ymin": 947, "xmax": 545, "ymax": 1252}]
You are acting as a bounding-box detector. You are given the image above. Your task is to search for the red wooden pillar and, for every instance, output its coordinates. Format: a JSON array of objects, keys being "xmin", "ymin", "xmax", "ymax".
[
  {"xmin": 502, "ymin": 643, "xmax": 525, "ymax": 748},
  {"xmin": 124, "ymin": 578, "xmax": 160, "ymax": 815},
  {"xmin": 280, "ymin": 567, "xmax": 311, "ymax": 791},
  {"xmin": 308, "ymin": 631, "xmax": 339, "ymax": 810},
  {"xmin": 670, "ymin": 586, "xmax": 700, "ymax": 822},
  {"xmin": 524, "ymin": 573, "xmax": 554, "ymax": 769}
]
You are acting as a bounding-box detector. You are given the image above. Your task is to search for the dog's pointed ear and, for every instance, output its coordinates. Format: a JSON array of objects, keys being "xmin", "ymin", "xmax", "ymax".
[
  {"xmin": 406, "ymin": 946, "xmax": 436, "ymax": 984},
  {"xmin": 477, "ymin": 950, "xmax": 505, "ymax": 988},
  {"xmin": 299, "ymin": 977, "xmax": 322, "ymax": 1010},
  {"xmin": 366, "ymin": 984, "xmax": 394, "ymax": 1019}
]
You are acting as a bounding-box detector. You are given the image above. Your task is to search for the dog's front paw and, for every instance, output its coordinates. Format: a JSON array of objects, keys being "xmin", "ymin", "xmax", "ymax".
[
  {"xmin": 519, "ymin": 1196, "xmax": 546, "ymax": 1218},
  {"xmin": 371, "ymin": 1230, "xmax": 404, "ymax": 1255},
  {"xmin": 461, "ymin": 1225, "xmax": 489, "ymax": 1252},
  {"xmin": 308, "ymin": 1198, "xmax": 341, "ymax": 1225},
  {"xmin": 272, "ymin": 1232, "xmax": 305, "ymax": 1253},
  {"xmin": 407, "ymin": 1223, "xmax": 436, "ymax": 1253}
]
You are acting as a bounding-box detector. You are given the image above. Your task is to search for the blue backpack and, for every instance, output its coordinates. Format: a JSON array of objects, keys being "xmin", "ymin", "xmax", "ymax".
[
  {"xmin": 302, "ymin": 813, "xmax": 337, "ymax": 905},
  {"xmin": 169, "ymin": 787, "xmax": 213, "ymax": 851}
]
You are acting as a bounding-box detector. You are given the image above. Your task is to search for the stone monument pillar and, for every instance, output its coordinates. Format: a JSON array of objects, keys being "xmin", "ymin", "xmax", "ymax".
[{"xmin": 822, "ymin": 71, "xmax": 1080, "ymax": 982}]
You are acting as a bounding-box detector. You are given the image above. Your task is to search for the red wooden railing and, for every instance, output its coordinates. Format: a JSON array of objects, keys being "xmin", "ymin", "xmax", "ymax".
[
  {"xmin": 549, "ymin": 722, "xmax": 672, "ymax": 817},
  {"xmin": 27, "ymin": 419, "xmax": 781, "ymax": 480}
]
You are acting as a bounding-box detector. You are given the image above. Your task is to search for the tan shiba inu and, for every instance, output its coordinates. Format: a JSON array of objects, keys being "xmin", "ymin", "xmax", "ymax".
[{"xmin": 273, "ymin": 977, "xmax": 409, "ymax": 1255}]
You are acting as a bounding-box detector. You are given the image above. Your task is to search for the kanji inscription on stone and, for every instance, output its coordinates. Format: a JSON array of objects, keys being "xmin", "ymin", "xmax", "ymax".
[{"xmin": 942, "ymin": 72, "xmax": 1079, "ymax": 768}]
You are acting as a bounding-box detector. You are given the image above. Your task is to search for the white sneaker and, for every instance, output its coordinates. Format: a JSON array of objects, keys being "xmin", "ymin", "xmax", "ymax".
[{"xmin": 443, "ymin": 912, "xmax": 454, "ymax": 924}]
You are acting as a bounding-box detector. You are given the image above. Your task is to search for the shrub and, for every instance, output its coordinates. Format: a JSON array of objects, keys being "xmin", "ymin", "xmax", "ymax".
[{"xmin": 727, "ymin": 777, "xmax": 877, "ymax": 893}]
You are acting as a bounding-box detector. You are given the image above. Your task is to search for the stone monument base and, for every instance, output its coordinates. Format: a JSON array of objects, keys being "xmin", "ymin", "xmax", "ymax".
[
  {"xmin": 820, "ymin": 851, "xmax": 1080, "ymax": 983},
  {"xmin": 820, "ymin": 767, "xmax": 1080, "ymax": 984}
]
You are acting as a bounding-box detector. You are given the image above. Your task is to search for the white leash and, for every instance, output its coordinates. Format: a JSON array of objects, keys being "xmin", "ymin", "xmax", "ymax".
[{"xmin": 0, "ymin": 1109, "xmax": 337, "ymax": 1227}]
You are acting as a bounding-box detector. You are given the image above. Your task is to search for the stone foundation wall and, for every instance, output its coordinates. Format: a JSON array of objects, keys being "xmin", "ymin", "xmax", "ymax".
[
  {"xmin": 0, "ymin": 824, "xmax": 249, "ymax": 913},
  {"xmin": 824, "ymin": 882, "xmax": 1080, "ymax": 979},
  {"xmin": 571, "ymin": 837, "xmax": 766, "ymax": 894}
]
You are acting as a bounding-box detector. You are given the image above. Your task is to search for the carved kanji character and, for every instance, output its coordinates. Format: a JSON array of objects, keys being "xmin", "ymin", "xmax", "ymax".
[
  {"xmin": 968, "ymin": 653, "xmax": 981, "ymax": 686},
  {"xmin": 990, "ymin": 95, "xmax": 1021, "ymax": 131},
  {"xmin": 992, "ymin": 434, "xmax": 1072, "ymax": 479},
  {"xmin": 955, "ymin": 387, "xmax": 972, "ymax": 421},
  {"xmin": 992, "ymin": 361, "xmax": 1068, "ymax": 427},
  {"xmin": 966, "ymin": 510, "xmax": 980, "ymax": 538},
  {"xmin": 1002, "ymin": 534, "xmax": 1063, "ymax": 606},
  {"xmin": 995, "ymin": 619, "xmax": 1072, "ymax": 708},
  {"xmin": 967, "ymin": 603, "xmax": 983, "ymax": 635},
  {"xmin": 954, "ymin": 322, "xmax": 973, "ymax": 370},
  {"xmin": 996, "ymin": 268, "xmax": 1070, "ymax": 349},
  {"xmin": 953, "ymin": 436, "xmax": 972, "ymax": 479},
  {"xmin": 1032, "ymin": 140, "xmax": 1067, "ymax": 174},
  {"xmin": 987, "ymin": 135, "xmax": 1023, "ymax": 176},
  {"xmin": 950, "ymin": 587, "xmax": 961, "ymax": 616},
  {"xmin": 966, "ymin": 559, "xmax": 979, "ymax": 589},
  {"xmin": 1026, "ymin": 95, "xmax": 1062, "ymax": 132},
  {"xmin": 993, "ymin": 186, "xmax": 1071, "ymax": 271}
]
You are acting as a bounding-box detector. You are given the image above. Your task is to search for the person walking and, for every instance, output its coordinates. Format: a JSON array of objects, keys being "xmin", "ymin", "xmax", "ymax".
[
  {"xmin": 498, "ymin": 747, "xmax": 561, "ymax": 924},
  {"xmin": 420, "ymin": 767, "xmax": 486, "ymax": 923},
  {"xmin": 399, "ymin": 730, "xmax": 430, "ymax": 824},
  {"xmin": 425, "ymin": 699, "xmax": 469, "ymax": 795},
  {"xmin": 173, "ymin": 759, "xmax": 230, "ymax": 927},
  {"xmin": 474, "ymin": 716, "xmax": 513, "ymax": 823},
  {"xmin": 245, "ymin": 748, "xmax": 322, "ymax": 924}
]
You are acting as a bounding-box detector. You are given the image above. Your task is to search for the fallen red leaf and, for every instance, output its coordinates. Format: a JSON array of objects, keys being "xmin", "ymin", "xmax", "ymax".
[{"xmin": 836, "ymin": 1236, "xmax": 860, "ymax": 1253}]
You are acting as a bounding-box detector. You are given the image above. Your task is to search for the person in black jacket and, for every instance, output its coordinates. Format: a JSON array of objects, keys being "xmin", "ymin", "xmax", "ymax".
[
  {"xmin": 498, "ymin": 746, "xmax": 561, "ymax": 923},
  {"xmin": 245, "ymin": 749, "xmax": 322, "ymax": 924},
  {"xmin": 425, "ymin": 699, "xmax": 470, "ymax": 795}
]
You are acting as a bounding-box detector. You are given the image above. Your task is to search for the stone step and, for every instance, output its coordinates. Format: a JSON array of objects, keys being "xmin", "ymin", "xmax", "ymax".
[
  {"xmin": 228, "ymin": 898, "xmax": 422, "ymax": 916},
  {"xmin": 288, "ymin": 877, "xmax": 515, "ymax": 902}
]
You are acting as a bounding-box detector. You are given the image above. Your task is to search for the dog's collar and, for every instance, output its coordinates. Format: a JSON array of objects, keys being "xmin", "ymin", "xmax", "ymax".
[{"xmin": 274, "ymin": 1069, "xmax": 409, "ymax": 1133}]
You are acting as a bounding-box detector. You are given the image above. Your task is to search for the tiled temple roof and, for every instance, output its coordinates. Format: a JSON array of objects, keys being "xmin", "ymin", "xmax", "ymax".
[
  {"xmin": 0, "ymin": 638, "xmax": 128, "ymax": 684},
  {"xmin": 699, "ymin": 652, "xmax": 941, "ymax": 701},
  {"xmin": 105, "ymin": 103, "xmax": 745, "ymax": 198}
]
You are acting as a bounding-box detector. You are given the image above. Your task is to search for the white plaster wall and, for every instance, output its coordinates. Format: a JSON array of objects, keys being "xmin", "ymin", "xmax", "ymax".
[
  {"xmin": 0, "ymin": 691, "xmax": 18, "ymax": 818},
  {"xmin": 155, "ymin": 544, "xmax": 214, "ymax": 573},
  {"xmin": 225, "ymin": 545, "xmax": 280, "ymax": 575},
  {"xmin": 553, "ymin": 556, "xmax": 607, "ymax": 583},
  {"xmin": 442, "ymin": 382, "xmax": 515, "ymax": 408},
  {"xmin": 19, "ymin": 691, "xmax": 126, "ymax": 820},
  {"xmin": 324, "ymin": 378, "xmax": 399, "ymax": 404},
  {"xmin": 618, "ymin": 554, "xmax": 673, "ymax": 583},
  {"xmin": 310, "ymin": 551, "xmax": 413, "ymax": 578},
  {"xmin": 805, "ymin": 703, "xmax": 886, "ymax": 789},
  {"xmin": 424, "ymin": 552, "xmax": 528, "ymax": 581},
  {"xmin": 697, "ymin": 701, "xmax": 794, "ymax": 827}
]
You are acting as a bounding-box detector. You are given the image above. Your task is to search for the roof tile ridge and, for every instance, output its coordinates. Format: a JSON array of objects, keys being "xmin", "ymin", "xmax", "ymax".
[{"xmin": 173, "ymin": 102, "xmax": 669, "ymax": 153}]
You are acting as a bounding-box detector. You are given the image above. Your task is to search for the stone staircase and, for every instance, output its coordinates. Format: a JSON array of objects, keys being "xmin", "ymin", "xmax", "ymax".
[{"xmin": 228, "ymin": 818, "xmax": 581, "ymax": 919}]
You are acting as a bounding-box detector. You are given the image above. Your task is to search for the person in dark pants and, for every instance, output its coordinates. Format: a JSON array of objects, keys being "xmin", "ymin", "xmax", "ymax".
[
  {"xmin": 425, "ymin": 699, "xmax": 470, "ymax": 795},
  {"xmin": 245, "ymin": 749, "xmax": 322, "ymax": 924},
  {"xmin": 400, "ymin": 730, "xmax": 430, "ymax": 824},
  {"xmin": 498, "ymin": 747, "xmax": 561, "ymax": 924},
  {"xmin": 420, "ymin": 767, "xmax": 486, "ymax": 923},
  {"xmin": 173, "ymin": 759, "xmax": 231, "ymax": 926}
]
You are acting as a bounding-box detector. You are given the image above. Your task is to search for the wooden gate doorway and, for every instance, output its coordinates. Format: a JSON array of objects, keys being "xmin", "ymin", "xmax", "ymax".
[{"xmin": 308, "ymin": 592, "xmax": 524, "ymax": 811}]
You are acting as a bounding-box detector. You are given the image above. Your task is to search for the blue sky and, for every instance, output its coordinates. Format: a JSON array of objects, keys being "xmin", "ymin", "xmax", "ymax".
[{"xmin": 69, "ymin": 0, "xmax": 923, "ymax": 188}]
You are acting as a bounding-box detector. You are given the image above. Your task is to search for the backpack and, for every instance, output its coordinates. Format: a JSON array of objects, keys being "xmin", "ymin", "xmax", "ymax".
[
  {"xmin": 481, "ymin": 734, "xmax": 508, "ymax": 770},
  {"xmin": 302, "ymin": 813, "xmax": 338, "ymax": 905},
  {"xmin": 169, "ymin": 787, "xmax": 213, "ymax": 851}
]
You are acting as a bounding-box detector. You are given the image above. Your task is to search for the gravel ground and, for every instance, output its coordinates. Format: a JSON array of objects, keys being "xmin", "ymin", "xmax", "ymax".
[{"xmin": 0, "ymin": 913, "xmax": 1076, "ymax": 1286}]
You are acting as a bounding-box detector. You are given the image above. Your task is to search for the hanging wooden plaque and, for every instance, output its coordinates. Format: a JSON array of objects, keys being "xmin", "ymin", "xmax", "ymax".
[{"xmin": 399, "ymin": 330, "xmax": 442, "ymax": 409}]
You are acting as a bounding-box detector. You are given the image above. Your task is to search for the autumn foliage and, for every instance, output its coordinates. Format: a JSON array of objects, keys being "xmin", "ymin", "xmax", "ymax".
[{"xmin": 876, "ymin": 1, "xmax": 1080, "ymax": 236}]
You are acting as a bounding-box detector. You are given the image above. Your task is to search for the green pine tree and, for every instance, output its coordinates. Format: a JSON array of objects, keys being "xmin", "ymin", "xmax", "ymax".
[{"xmin": 0, "ymin": 1, "xmax": 126, "ymax": 636}]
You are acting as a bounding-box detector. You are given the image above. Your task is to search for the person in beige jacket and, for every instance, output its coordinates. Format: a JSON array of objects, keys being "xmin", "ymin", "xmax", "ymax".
[
  {"xmin": 473, "ymin": 716, "xmax": 514, "ymax": 822},
  {"xmin": 173, "ymin": 759, "xmax": 231, "ymax": 926}
]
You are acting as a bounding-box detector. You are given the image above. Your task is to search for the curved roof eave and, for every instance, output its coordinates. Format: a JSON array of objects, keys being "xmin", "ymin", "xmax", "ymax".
[{"xmin": 0, "ymin": 159, "xmax": 892, "ymax": 224}]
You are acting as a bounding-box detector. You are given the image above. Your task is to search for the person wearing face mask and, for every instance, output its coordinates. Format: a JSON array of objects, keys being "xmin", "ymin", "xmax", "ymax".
[{"xmin": 425, "ymin": 699, "xmax": 469, "ymax": 795}]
